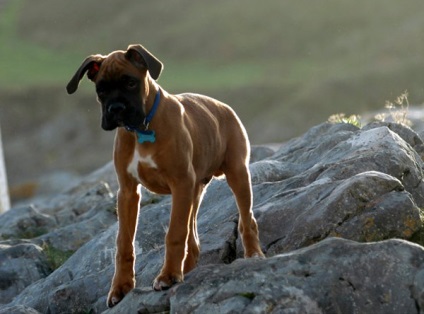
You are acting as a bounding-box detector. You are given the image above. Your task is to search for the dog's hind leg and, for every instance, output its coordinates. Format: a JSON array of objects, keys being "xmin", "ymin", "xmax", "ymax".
[{"xmin": 224, "ymin": 160, "xmax": 264, "ymax": 258}]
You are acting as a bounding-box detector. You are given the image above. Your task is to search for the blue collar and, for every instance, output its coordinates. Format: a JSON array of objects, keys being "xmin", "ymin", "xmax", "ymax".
[
  {"xmin": 143, "ymin": 88, "xmax": 161, "ymax": 129},
  {"xmin": 125, "ymin": 89, "xmax": 161, "ymax": 144}
]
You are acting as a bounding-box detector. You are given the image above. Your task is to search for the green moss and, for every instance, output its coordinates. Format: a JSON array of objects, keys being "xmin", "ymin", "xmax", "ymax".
[
  {"xmin": 238, "ymin": 292, "xmax": 256, "ymax": 300},
  {"xmin": 43, "ymin": 244, "xmax": 75, "ymax": 271},
  {"xmin": 17, "ymin": 228, "xmax": 49, "ymax": 239}
]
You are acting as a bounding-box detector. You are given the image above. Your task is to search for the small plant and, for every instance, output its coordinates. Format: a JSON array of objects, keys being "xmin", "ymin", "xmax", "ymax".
[
  {"xmin": 43, "ymin": 243, "xmax": 74, "ymax": 271},
  {"xmin": 374, "ymin": 90, "xmax": 411, "ymax": 126},
  {"xmin": 328, "ymin": 113, "xmax": 361, "ymax": 128},
  {"xmin": 238, "ymin": 292, "xmax": 256, "ymax": 300}
]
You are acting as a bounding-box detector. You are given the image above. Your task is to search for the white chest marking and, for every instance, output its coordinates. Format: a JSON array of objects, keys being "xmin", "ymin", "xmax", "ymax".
[{"xmin": 127, "ymin": 150, "xmax": 158, "ymax": 181}]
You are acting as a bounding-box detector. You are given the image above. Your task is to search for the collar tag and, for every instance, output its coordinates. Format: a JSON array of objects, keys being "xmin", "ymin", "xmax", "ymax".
[
  {"xmin": 135, "ymin": 130, "xmax": 156, "ymax": 143},
  {"xmin": 125, "ymin": 89, "xmax": 160, "ymax": 144}
]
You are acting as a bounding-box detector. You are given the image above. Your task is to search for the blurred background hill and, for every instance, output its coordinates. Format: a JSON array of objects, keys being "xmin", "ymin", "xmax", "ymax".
[{"xmin": 1, "ymin": 0, "xmax": 424, "ymax": 202}]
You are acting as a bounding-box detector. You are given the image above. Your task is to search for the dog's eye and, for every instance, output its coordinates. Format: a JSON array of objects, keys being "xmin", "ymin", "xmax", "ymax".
[{"xmin": 126, "ymin": 79, "xmax": 137, "ymax": 89}]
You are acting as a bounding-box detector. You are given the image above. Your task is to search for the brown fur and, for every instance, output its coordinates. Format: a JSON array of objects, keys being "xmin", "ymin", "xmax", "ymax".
[{"xmin": 67, "ymin": 44, "xmax": 264, "ymax": 308}]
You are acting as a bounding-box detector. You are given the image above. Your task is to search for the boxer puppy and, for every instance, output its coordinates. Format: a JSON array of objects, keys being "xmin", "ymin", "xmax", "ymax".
[{"xmin": 67, "ymin": 44, "xmax": 264, "ymax": 307}]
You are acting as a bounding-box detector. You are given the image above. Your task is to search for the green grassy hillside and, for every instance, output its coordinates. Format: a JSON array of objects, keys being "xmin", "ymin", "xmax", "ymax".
[{"xmin": 2, "ymin": 0, "xmax": 424, "ymax": 143}]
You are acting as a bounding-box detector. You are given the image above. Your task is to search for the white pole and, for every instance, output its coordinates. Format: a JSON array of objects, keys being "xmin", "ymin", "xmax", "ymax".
[{"xmin": 0, "ymin": 125, "xmax": 10, "ymax": 213}]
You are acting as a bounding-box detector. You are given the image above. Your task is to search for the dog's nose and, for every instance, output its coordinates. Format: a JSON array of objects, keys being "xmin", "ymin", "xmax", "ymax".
[{"xmin": 108, "ymin": 103, "xmax": 125, "ymax": 114}]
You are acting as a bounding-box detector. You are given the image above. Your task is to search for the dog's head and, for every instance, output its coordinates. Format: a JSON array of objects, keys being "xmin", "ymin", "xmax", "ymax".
[{"xmin": 66, "ymin": 44, "xmax": 163, "ymax": 131}]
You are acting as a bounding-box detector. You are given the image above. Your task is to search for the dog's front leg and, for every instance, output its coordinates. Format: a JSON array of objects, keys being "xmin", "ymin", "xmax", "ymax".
[
  {"xmin": 107, "ymin": 181, "xmax": 141, "ymax": 307},
  {"xmin": 153, "ymin": 179, "xmax": 195, "ymax": 291}
]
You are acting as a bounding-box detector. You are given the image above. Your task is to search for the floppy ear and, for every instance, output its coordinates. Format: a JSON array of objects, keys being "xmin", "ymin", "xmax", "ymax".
[
  {"xmin": 125, "ymin": 44, "xmax": 163, "ymax": 80},
  {"xmin": 66, "ymin": 55, "xmax": 104, "ymax": 94}
]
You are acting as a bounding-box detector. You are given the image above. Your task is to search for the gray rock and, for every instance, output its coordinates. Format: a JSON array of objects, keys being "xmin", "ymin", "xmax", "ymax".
[
  {"xmin": 0, "ymin": 205, "xmax": 57, "ymax": 240},
  {"xmin": 0, "ymin": 180, "xmax": 118, "ymax": 310},
  {"xmin": 0, "ymin": 305, "xmax": 41, "ymax": 314},
  {"xmin": 5, "ymin": 225, "xmax": 117, "ymax": 312},
  {"xmin": 0, "ymin": 242, "xmax": 50, "ymax": 305},
  {"xmin": 258, "ymin": 171, "xmax": 421, "ymax": 255},
  {"xmin": 362, "ymin": 121, "xmax": 423, "ymax": 147},
  {"xmin": 169, "ymin": 238, "xmax": 424, "ymax": 314},
  {"xmin": 1, "ymin": 121, "xmax": 424, "ymax": 313},
  {"xmin": 250, "ymin": 144, "xmax": 278, "ymax": 162},
  {"xmin": 104, "ymin": 288, "xmax": 170, "ymax": 314}
]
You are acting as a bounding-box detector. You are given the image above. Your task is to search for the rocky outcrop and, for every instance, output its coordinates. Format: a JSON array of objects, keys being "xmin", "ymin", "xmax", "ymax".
[
  {"xmin": 168, "ymin": 238, "xmax": 424, "ymax": 314},
  {"xmin": 1, "ymin": 121, "xmax": 424, "ymax": 313}
]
